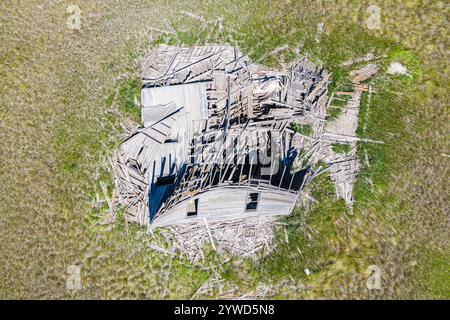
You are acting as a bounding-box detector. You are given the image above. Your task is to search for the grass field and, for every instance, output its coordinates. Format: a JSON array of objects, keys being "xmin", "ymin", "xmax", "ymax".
[{"xmin": 0, "ymin": 1, "xmax": 448, "ymax": 299}]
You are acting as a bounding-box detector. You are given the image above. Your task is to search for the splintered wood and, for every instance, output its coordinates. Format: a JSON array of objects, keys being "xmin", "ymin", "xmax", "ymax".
[
  {"xmin": 109, "ymin": 46, "xmax": 377, "ymax": 259},
  {"xmin": 156, "ymin": 216, "xmax": 278, "ymax": 263},
  {"xmin": 315, "ymin": 63, "xmax": 379, "ymax": 207}
]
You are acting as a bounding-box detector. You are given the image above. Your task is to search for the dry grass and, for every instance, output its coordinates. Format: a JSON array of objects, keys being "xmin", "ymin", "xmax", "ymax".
[{"xmin": 0, "ymin": 0, "xmax": 448, "ymax": 299}]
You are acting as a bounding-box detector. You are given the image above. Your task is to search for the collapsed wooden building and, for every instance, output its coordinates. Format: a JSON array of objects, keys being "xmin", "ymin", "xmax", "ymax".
[{"xmin": 112, "ymin": 45, "xmax": 331, "ymax": 228}]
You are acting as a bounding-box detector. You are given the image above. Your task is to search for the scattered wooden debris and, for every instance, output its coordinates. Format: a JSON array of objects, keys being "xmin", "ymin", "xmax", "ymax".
[
  {"xmin": 317, "ymin": 63, "xmax": 380, "ymax": 207},
  {"xmin": 110, "ymin": 46, "xmax": 378, "ymax": 258},
  {"xmin": 350, "ymin": 64, "xmax": 379, "ymax": 84},
  {"xmin": 154, "ymin": 216, "xmax": 279, "ymax": 263}
]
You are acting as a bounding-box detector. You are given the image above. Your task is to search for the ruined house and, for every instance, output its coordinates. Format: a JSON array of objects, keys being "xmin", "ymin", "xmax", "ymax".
[{"xmin": 112, "ymin": 45, "xmax": 331, "ymax": 227}]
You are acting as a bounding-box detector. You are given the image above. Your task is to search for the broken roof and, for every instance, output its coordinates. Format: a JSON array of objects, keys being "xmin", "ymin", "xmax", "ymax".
[{"xmin": 113, "ymin": 45, "xmax": 332, "ymax": 228}]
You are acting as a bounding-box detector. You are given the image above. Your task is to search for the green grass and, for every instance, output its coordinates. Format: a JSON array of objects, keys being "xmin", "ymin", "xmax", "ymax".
[
  {"xmin": 354, "ymin": 72, "xmax": 417, "ymax": 206},
  {"xmin": 412, "ymin": 249, "xmax": 450, "ymax": 299},
  {"xmin": 1, "ymin": 0, "xmax": 447, "ymax": 299},
  {"xmin": 117, "ymin": 79, "xmax": 141, "ymax": 123},
  {"xmin": 327, "ymin": 92, "xmax": 352, "ymax": 121},
  {"xmin": 292, "ymin": 123, "xmax": 313, "ymax": 137},
  {"xmin": 257, "ymin": 174, "xmax": 346, "ymax": 280},
  {"xmin": 328, "ymin": 73, "xmax": 355, "ymax": 95},
  {"xmin": 123, "ymin": 3, "xmax": 444, "ymax": 299},
  {"xmin": 217, "ymin": 173, "xmax": 347, "ymax": 296},
  {"xmin": 327, "ymin": 106, "xmax": 343, "ymax": 120},
  {"xmin": 332, "ymin": 96, "xmax": 351, "ymax": 108},
  {"xmin": 332, "ymin": 143, "xmax": 352, "ymax": 154},
  {"xmin": 386, "ymin": 45, "xmax": 422, "ymax": 80}
]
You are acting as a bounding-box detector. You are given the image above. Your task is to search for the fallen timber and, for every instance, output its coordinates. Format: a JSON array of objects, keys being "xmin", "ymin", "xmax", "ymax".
[{"xmin": 110, "ymin": 46, "xmax": 379, "ymax": 260}]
